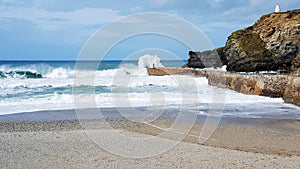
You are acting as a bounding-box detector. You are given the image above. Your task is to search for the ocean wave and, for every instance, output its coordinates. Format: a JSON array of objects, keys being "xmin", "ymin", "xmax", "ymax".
[
  {"xmin": 0, "ymin": 65, "xmax": 146, "ymax": 79},
  {"xmin": 0, "ymin": 55, "xmax": 164, "ymax": 79},
  {"xmin": 0, "ymin": 70, "xmax": 42, "ymax": 78},
  {"xmin": 0, "ymin": 63, "xmax": 78, "ymax": 79},
  {"xmin": 44, "ymin": 67, "xmax": 74, "ymax": 78}
]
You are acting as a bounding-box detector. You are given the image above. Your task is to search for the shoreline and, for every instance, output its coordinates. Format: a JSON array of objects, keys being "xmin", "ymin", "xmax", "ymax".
[
  {"xmin": 1, "ymin": 106, "xmax": 300, "ymax": 123},
  {"xmin": 1, "ymin": 110, "xmax": 300, "ymax": 156},
  {"xmin": 1, "ymin": 110, "xmax": 300, "ymax": 168}
]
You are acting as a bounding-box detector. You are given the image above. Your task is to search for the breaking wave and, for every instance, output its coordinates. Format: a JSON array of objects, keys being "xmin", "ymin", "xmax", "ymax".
[{"xmin": 0, "ymin": 70, "xmax": 42, "ymax": 78}]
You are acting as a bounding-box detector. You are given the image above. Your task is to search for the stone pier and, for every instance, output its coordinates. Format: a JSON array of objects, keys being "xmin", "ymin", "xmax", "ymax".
[{"xmin": 147, "ymin": 68, "xmax": 299, "ymax": 106}]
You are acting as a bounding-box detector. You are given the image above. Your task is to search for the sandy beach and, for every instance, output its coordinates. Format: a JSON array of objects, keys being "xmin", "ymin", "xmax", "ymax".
[
  {"xmin": 1, "ymin": 111, "xmax": 300, "ymax": 169},
  {"xmin": 1, "ymin": 1, "xmax": 300, "ymax": 168}
]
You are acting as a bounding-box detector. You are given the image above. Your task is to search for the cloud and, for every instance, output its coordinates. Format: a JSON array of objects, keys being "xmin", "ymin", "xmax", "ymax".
[
  {"xmin": 1, "ymin": 0, "xmax": 299, "ymax": 60},
  {"xmin": 130, "ymin": 6, "xmax": 143, "ymax": 13},
  {"xmin": 0, "ymin": 0, "xmax": 22, "ymax": 4},
  {"xmin": 149, "ymin": 0, "xmax": 170, "ymax": 8},
  {"xmin": 0, "ymin": 5, "xmax": 121, "ymax": 31},
  {"xmin": 211, "ymin": 0, "xmax": 224, "ymax": 9}
]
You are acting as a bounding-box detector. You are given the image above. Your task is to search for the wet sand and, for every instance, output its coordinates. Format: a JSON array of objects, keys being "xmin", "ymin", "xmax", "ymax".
[{"xmin": 1, "ymin": 110, "xmax": 300, "ymax": 168}]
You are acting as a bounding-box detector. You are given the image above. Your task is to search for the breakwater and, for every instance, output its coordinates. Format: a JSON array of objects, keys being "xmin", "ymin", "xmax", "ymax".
[
  {"xmin": 147, "ymin": 67, "xmax": 208, "ymax": 77},
  {"xmin": 147, "ymin": 68, "xmax": 299, "ymax": 106},
  {"xmin": 284, "ymin": 76, "xmax": 300, "ymax": 106}
]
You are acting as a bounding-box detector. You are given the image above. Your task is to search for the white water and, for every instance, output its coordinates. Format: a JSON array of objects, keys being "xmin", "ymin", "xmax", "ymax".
[
  {"xmin": 0, "ymin": 54, "xmax": 299, "ymax": 119},
  {"xmin": 138, "ymin": 54, "xmax": 164, "ymax": 69}
]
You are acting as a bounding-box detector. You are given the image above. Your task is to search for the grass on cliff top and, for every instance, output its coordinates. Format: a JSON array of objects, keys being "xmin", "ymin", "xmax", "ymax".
[
  {"xmin": 231, "ymin": 29, "xmax": 272, "ymax": 57},
  {"xmin": 258, "ymin": 14, "xmax": 271, "ymax": 22},
  {"xmin": 257, "ymin": 10, "xmax": 300, "ymax": 23}
]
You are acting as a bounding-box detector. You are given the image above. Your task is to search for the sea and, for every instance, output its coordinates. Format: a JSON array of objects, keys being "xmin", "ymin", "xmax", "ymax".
[{"xmin": 0, "ymin": 55, "xmax": 300, "ymax": 119}]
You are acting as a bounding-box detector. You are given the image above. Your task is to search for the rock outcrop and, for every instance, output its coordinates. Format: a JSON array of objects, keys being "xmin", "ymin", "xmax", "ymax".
[
  {"xmin": 224, "ymin": 9, "xmax": 300, "ymax": 72},
  {"xmin": 185, "ymin": 9, "xmax": 300, "ymax": 73},
  {"xmin": 292, "ymin": 54, "xmax": 300, "ymax": 73},
  {"xmin": 183, "ymin": 48, "xmax": 227, "ymax": 68},
  {"xmin": 179, "ymin": 9, "xmax": 300, "ymax": 106}
]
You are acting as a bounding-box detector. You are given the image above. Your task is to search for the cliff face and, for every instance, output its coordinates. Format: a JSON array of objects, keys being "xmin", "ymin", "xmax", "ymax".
[
  {"xmin": 186, "ymin": 9, "xmax": 300, "ymax": 73},
  {"xmin": 225, "ymin": 9, "xmax": 300, "ymax": 72},
  {"xmin": 292, "ymin": 54, "xmax": 300, "ymax": 73},
  {"xmin": 183, "ymin": 48, "xmax": 227, "ymax": 68}
]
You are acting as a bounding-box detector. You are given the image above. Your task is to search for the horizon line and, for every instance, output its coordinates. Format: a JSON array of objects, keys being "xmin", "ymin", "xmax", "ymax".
[{"xmin": 0, "ymin": 59, "xmax": 188, "ymax": 61}]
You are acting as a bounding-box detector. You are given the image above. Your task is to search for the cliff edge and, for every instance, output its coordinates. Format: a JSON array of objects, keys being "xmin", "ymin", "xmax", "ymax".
[
  {"xmin": 225, "ymin": 9, "xmax": 300, "ymax": 72},
  {"xmin": 186, "ymin": 9, "xmax": 300, "ymax": 73}
]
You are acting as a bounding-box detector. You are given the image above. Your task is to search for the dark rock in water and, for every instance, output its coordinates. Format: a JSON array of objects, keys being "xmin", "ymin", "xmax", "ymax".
[{"xmin": 183, "ymin": 48, "xmax": 227, "ymax": 68}]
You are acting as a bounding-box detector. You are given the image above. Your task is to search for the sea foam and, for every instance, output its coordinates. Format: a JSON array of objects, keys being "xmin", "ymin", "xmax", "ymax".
[{"xmin": 0, "ymin": 55, "xmax": 299, "ymax": 118}]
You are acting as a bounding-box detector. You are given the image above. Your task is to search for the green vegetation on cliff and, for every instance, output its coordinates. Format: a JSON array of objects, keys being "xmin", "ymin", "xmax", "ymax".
[
  {"xmin": 225, "ymin": 9, "xmax": 300, "ymax": 72},
  {"xmin": 186, "ymin": 9, "xmax": 300, "ymax": 73},
  {"xmin": 230, "ymin": 28, "xmax": 272, "ymax": 58}
]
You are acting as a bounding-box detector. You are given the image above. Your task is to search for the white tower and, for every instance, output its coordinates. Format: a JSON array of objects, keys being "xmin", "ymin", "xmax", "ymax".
[{"xmin": 275, "ymin": 4, "xmax": 281, "ymax": 13}]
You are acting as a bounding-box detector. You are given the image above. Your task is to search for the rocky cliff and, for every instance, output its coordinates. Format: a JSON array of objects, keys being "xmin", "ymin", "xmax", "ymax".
[
  {"xmin": 180, "ymin": 9, "xmax": 300, "ymax": 106},
  {"xmin": 292, "ymin": 54, "xmax": 300, "ymax": 74},
  {"xmin": 225, "ymin": 9, "xmax": 300, "ymax": 72},
  {"xmin": 186, "ymin": 9, "xmax": 300, "ymax": 73}
]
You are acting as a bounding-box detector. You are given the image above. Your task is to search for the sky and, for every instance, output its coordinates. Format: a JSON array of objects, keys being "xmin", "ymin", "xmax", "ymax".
[{"xmin": 0, "ymin": 0, "xmax": 299, "ymax": 60}]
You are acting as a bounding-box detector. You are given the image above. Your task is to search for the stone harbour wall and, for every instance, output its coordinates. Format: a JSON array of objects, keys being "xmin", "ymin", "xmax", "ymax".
[
  {"xmin": 148, "ymin": 68, "xmax": 299, "ymax": 106},
  {"xmin": 284, "ymin": 74, "xmax": 300, "ymax": 106},
  {"xmin": 207, "ymin": 72, "xmax": 291, "ymax": 98}
]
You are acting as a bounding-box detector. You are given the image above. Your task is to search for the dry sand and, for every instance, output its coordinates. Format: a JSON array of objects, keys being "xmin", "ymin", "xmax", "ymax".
[{"xmin": 1, "ymin": 119, "xmax": 300, "ymax": 168}]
